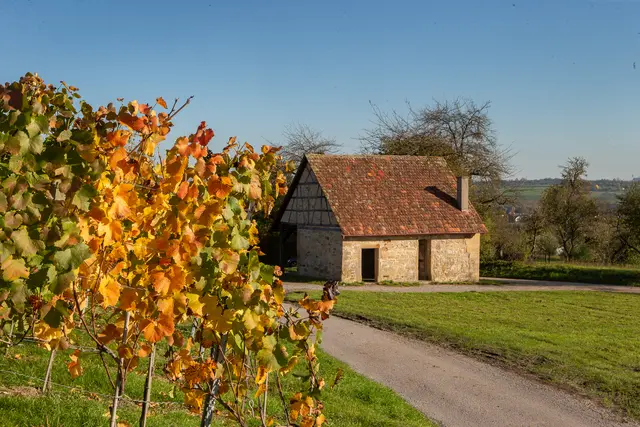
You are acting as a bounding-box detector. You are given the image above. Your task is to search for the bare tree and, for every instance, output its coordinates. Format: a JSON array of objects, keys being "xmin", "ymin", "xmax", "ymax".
[
  {"xmin": 360, "ymin": 98, "xmax": 514, "ymax": 211},
  {"xmin": 280, "ymin": 123, "xmax": 341, "ymax": 164}
]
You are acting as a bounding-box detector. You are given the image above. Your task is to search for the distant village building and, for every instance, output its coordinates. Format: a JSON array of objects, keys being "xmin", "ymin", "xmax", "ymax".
[{"xmin": 273, "ymin": 155, "xmax": 487, "ymax": 283}]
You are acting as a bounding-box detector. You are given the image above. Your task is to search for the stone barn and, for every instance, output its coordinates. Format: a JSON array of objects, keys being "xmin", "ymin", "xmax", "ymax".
[{"xmin": 273, "ymin": 154, "xmax": 487, "ymax": 283}]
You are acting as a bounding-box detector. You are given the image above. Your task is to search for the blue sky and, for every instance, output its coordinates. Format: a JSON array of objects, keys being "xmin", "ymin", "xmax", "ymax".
[{"xmin": 2, "ymin": 0, "xmax": 639, "ymax": 178}]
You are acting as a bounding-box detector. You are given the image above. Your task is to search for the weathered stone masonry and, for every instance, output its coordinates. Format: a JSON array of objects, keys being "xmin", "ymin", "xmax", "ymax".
[
  {"xmin": 430, "ymin": 234, "xmax": 480, "ymax": 282},
  {"xmin": 342, "ymin": 238, "xmax": 419, "ymax": 283},
  {"xmin": 297, "ymin": 227, "xmax": 342, "ymax": 280}
]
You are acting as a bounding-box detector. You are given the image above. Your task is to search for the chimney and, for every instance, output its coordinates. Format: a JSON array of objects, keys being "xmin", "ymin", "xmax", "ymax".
[{"xmin": 457, "ymin": 176, "xmax": 469, "ymax": 211}]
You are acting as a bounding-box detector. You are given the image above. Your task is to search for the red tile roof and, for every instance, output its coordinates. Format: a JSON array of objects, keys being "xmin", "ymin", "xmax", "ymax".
[{"xmin": 302, "ymin": 154, "xmax": 487, "ymax": 237}]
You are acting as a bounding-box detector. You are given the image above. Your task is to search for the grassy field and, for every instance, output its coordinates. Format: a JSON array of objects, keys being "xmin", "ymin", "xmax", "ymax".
[
  {"xmin": 0, "ymin": 330, "xmax": 431, "ymax": 427},
  {"xmin": 287, "ymin": 290, "xmax": 640, "ymax": 420},
  {"xmin": 481, "ymin": 260, "xmax": 640, "ymax": 286},
  {"xmin": 510, "ymin": 185, "xmax": 622, "ymax": 203}
]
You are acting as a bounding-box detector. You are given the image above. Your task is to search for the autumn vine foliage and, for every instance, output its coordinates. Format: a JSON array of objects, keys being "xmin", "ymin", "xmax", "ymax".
[{"xmin": 0, "ymin": 73, "xmax": 335, "ymax": 427}]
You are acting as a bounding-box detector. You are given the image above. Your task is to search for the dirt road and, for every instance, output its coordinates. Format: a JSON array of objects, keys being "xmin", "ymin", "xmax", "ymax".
[{"xmin": 320, "ymin": 314, "xmax": 638, "ymax": 427}]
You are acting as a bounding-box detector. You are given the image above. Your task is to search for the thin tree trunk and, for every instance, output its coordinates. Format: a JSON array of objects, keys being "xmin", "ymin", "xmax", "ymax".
[
  {"xmin": 200, "ymin": 334, "xmax": 228, "ymax": 427},
  {"xmin": 5, "ymin": 320, "xmax": 14, "ymax": 356},
  {"xmin": 42, "ymin": 349, "xmax": 57, "ymax": 393},
  {"xmin": 261, "ymin": 373, "xmax": 269, "ymax": 423},
  {"xmin": 118, "ymin": 311, "xmax": 130, "ymax": 395},
  {"xmin": 139, "ymin": 344, "xmax": 156, "ymax": 427},
  {"xmin": 110, "ymin": 311, "xmax": 130, "ymax": 427}
]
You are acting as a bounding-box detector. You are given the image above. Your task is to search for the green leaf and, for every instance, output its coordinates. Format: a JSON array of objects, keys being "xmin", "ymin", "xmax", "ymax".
[
  {"xmin": 43, "ymin": 300, "xmax": 71, "ymax": 328},
  {"xmin": 228, "ymin": 196, "xmax": 242, "ymax": 215},
  {"xmin": 56, "ymin": 130, "xmax": 72, "ymax": 142},
  {"xmin": 2, "ymin": 257, "xmax": 29, "ymax": 281},
  {"xmin": 259, "ymin": 264, "xmax": 274, "ymax": 285},
  {"xmin": 25, "ymin": 121, "xmax": 41, "ymax": 138},
  {"xmin": 8, "ymin": 155, "xmax": 22, "ymax": 173},
  {"xmin": 5, "ymin": 131, "xmax": 29, "ymax": 155},
  {"xmin": 11, "ymin": 227, "xmax": 39, "ymax": 257},
  {"xmin": 26, "ymin": 264, "xmax": 55, "ymax": 290},
  {"xmin": 0, "ymin": 193, "xmax": 7, "ymax": 212},
  {"xmin": 230, "ymin": 228, "xmax": 249, "ymax": 251},
  {"xmin": 71, "ymin": 184, "xmax": 97, "ymax": 211},
  {"xmin": 50, "ymin": 271, "xmax": 75, "ymax": 294},
  {"xmin": 29, "ymin": 135, "xmax": 43, "ymax": 154},
  {"xmin": 10, "ymin": 282, "xmax": 27, "ymax": 311},
  {"xmin": 257, "ymin": 348, "xmax": 282, "ymax": 371},
  {"xmin": 54, "ymin": 243, "xmax": 91, "ymax": 272}
]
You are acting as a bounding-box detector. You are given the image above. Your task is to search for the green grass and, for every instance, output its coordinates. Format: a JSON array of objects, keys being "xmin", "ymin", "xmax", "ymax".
[
  {"xmin": 0, "ymin": 332, "xmax": 432, "ymax": 426},
  {"xmin": 481, "ymin": 260, "xmax": 640, "ymax": 286},
  {"xmin": 301, "ymin": 290, "xmax": 640, "ymax": 420},
  {"xmin": 377, "ymin": 280, "xmax": 421, "ymax": 287}
]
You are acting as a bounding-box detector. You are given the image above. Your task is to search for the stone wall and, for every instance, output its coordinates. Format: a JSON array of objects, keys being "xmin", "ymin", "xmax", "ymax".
[
  {"xmin": 342, "ymin": 239, "xmax": 419, "ymax": 283},
  {"xmin": 297, "ymin": 227, "xmax": 342, "ymax": 280},
  {"xmin": 430, "ymin": 234, "xmax": 480, "ymax": 282}
]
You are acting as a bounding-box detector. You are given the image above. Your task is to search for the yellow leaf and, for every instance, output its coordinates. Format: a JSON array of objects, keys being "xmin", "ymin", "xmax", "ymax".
[
  {"xmin": 98, "ymin": 277, "xmax": 121, "ymax": 308},
  {"xmin": 255, "ymin": 366, "xmax": 269, "ymax": 385},
  {"xmin": 201, "ymin": 296, "xmax": 234, "ymax": 333},
  {"xmin": 186, "ymin": 293, "xmax": 205, "ymax": 317},
  {"xmin": 243, "ymin": 310, "xmax": 261, "ymax": 331},
  {"xmin": 183, "ymin": 388, "xmax": 205, "ymax": 413}
]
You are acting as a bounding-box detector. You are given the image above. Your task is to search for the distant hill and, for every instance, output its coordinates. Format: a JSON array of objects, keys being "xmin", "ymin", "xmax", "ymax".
[{"xmin": 502, "ymin": 178, "xmax": 633, "ymax": 206}]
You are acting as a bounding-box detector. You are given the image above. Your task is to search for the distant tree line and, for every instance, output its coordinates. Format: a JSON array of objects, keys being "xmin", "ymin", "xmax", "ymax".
[
  {"xmin": 503, "ymin": 178, "xmax": 634, "ymax": 193},
  {"xmin": 486, "ymin": 158, "xmax": 640, "ymax": 264}
]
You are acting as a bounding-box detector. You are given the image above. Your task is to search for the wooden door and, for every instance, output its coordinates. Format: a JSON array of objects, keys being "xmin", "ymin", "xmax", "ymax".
[{"xmin": 418, "ymin": 239, "xmax": 431, "ymax": 280}]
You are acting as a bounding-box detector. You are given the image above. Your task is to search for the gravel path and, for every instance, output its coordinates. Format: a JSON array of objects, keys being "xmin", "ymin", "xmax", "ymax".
[
  {"xmin": 285, "ymin": 277, "xmax": 640, "ymax": 294},
  {"xmin": 318, "ymin": 314, "xmax": 639, "ymax": 427}
]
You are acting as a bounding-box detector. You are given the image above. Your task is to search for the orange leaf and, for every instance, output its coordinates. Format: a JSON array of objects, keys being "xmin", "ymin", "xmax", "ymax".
[
  {"xmin": 109, "ymin": 147, "xmax": 127, "ymax": 169},
  {"xmin": 119, "ymin": 112, "xmax": 146, "ymax": 132},
  {"xmin": 139, "ymin": 103, "xmax": 151, "ymax": 115},
  {"xmin": 156, "ymin": 97, "xmax": 167, "ymax": 109},
  {"xmin": 207, "ymin": 176, "xmax": 233, "ymax": 199},
  {"xmin": 176, "ymin": 137, "xmax": 190, "ymax": 156},
  {"xmin": 67, "ymin": 349, "xmax": 83, "ymax": 379},
  {"xmin": 107, "ymin": 130, "xmax": 131, "ymax": 147},
  {"xmin": 176, "ymin": 181, "xmax": 189, "ymax": 200},
  {"xmin": 98, "ymin": 324, "xmax": 121, "ymax": 345},
  {"xmin": 151, "ymin": 270, "xmax": 171, "ymax": 295},
  {"xmin": 142, "ymin": 314, "xmax": 175, "ymax": 343},
  {"xmin": 138, "ymin": 344, "xmax": 153, "ymax": 357},
  {"xmin": 119, "ymin": 287, "xmax": 139, "ymax": 311}
]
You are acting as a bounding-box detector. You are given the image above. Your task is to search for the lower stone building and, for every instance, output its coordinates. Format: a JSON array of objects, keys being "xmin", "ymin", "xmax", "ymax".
[{"xmin": 273, "ymin": 154, "xmax": 487, "ymax": 283}]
